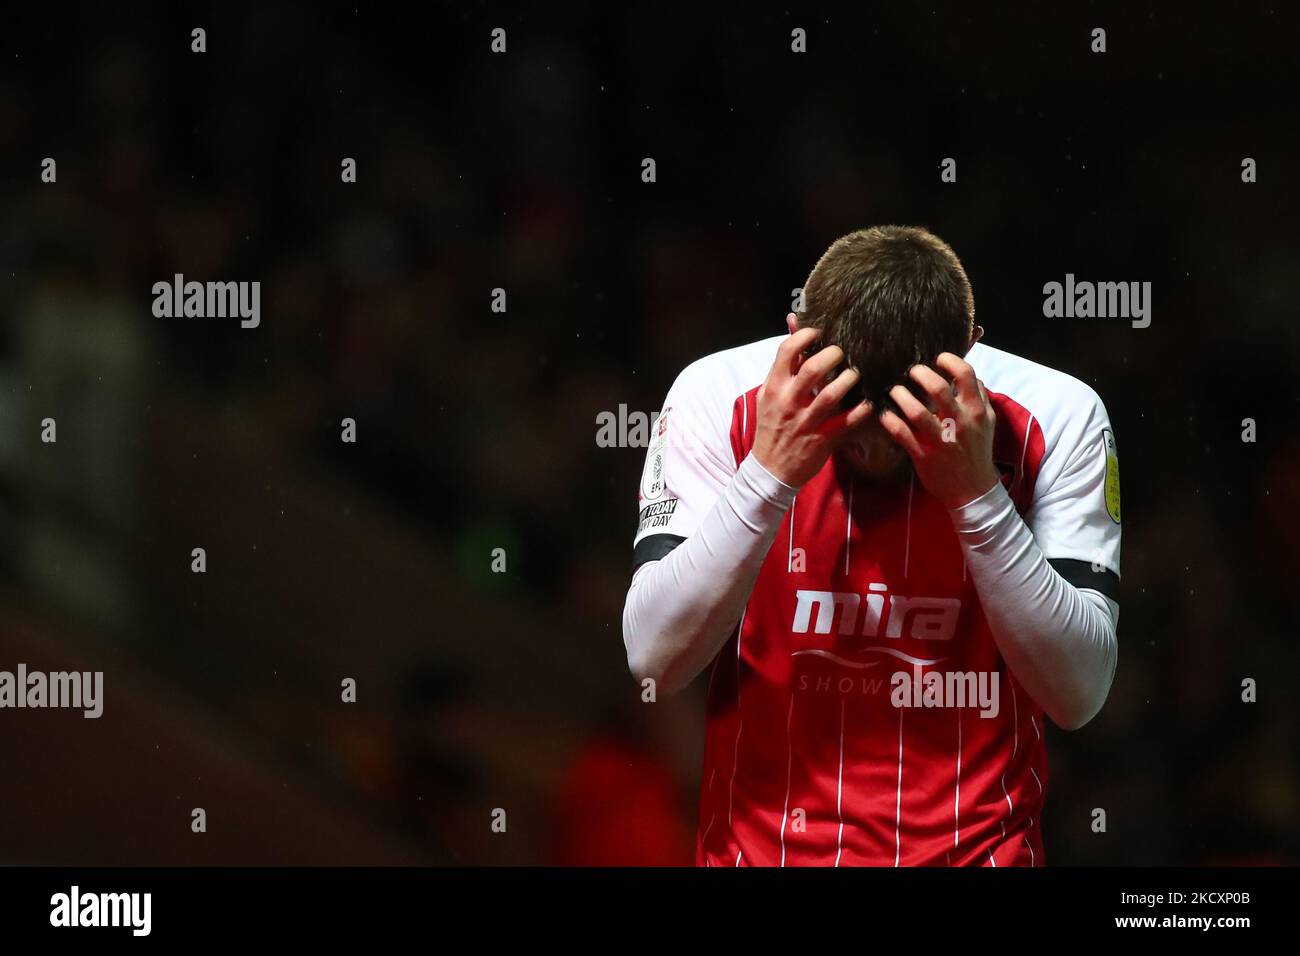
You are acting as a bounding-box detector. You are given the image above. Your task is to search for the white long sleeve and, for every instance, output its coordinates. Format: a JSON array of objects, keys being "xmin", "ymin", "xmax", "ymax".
[
  {"xmin": 623, "ymin": 452, "xmax": 797, "ymax": 695},
  {"xmin": 948, "ymin": 480, "xmax": 1119, "ymax": 731}
]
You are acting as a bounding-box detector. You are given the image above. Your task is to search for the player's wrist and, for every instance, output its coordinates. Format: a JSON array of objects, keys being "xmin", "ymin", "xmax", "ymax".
[
  {"xmin": 937, "ymin": 462, "xmax": 1002, "ymax": 510},
  {"xmin": 749, "ymin": 440, "xmax": 805, "ymax": 491},
  {"xmin": 743, "ymin": 450, "xmax": 801, "ymax": 501},
  {"xmin": 945, "ymin": 475, "xmax": 1011, "ymax": 523}
]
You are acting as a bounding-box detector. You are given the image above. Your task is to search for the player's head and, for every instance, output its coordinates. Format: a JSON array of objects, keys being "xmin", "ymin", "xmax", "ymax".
[
  {"xmin": 794, "ymin": 225, "xmax": 979, "ymax": 478},
  {"xmin": 798, "ymin": 225, "xmax": 976, "ymax": 413}
]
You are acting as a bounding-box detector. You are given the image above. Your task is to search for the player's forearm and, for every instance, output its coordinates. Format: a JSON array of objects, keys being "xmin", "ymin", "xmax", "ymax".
[
  {"xmin": 623, "ymin": 453, "xmax": 797, "ymax": 695},
  {"xmin": 948, "ymin": 482, "xmax": 1118, "ymax": 731}
]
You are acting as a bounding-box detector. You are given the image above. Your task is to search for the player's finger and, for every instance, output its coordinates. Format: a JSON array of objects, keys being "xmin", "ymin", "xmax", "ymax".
[
  {"xmin": 817, "ymin": 399, "xmax": 873, "ymax": 439},
  {"xmin": 889, "ymin": 383, "xmax": 942, "ymax": 440},
  {"xmin": 794, "ymin": 343, "xmax": 845, "ymax": 391},
  {"xmin": 908, "ymin": 364, "xmax": 958, "ymax": 417},
  {"xmin": 974, "ymin": 377, "xmax": 995, "ymax": 419},
  {"xmin": 935, "ymin": 353, "xmax": 980, "ymax": 409},
  {"xmin": 777, "ymin": 326, "xmax": 822, "ymax": 377},
  {"xmin": 808, "ymin": 365, "xmax": 860, "ymax": 419},
  {"xmin": 878, "ymin": 408, "xmax": 925, "ymax": 459},
  {"xmin": 843, "ymin": 398, "xmax": 875, "ymax": 431}
]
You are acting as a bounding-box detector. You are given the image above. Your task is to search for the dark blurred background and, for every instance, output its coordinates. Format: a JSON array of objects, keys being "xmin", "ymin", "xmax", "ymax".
[{"xmin": 0, "ymin": 2, "xmax": 1297, "ymax": 865}]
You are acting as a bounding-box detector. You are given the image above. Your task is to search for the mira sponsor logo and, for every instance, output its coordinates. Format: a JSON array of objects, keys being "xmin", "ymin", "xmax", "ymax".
[
  {"xmin": 790, "ymin": 586, "xmax": 959, "ymax": 670},
  {"xmin": 50, "ymin": 886, "xmax": 151, "ymax": 937},
  {"xmin": 791, "ymin": 585, "xmax": 960, "ymax": 651},
  {"xmin": 789, "ymin": 589, "xmax": 999, "ymax": 714}
]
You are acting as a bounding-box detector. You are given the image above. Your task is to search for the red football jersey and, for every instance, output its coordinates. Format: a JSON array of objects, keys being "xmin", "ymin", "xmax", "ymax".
[{"xmin": 632, "ymin": 335, "xmax": 1121, "ymax": 866}]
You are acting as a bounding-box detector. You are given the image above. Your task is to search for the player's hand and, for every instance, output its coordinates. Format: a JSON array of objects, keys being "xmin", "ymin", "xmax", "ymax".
[
  {"xmin": 752, "ymin": 321, "xmax": 874, "ymax": 488},
  {"xmin": 879, "ymin": 352, "xmax": 1001, "ymax": 510}
]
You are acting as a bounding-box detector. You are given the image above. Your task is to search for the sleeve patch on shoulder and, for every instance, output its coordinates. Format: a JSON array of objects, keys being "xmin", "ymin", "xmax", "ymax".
[
  {"xmin": 637, "ymin": 498, "xmax": 678, "ymax": 533},
  {"xmin": 640, "ymin": 407, "xmax": 671, "ymax": 501},
  {"xmin": 1103, "ymin": 427, "xmax": 1121, "ymax": 524}
]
